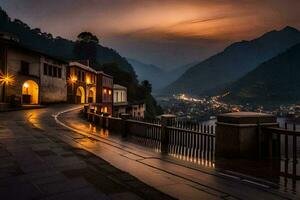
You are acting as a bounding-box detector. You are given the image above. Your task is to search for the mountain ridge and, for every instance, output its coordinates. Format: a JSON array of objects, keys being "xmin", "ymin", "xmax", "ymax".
[
  {"xmin": 163, "ymin": 26, "xmax": 300, "ymax": 96},
  {"xmin": 223, "ymin": 42, "xmax": 300, "ymax": 106},
  {"xmin": 128, "ymin": 58, "xmax": 196, "ymax": 91}
]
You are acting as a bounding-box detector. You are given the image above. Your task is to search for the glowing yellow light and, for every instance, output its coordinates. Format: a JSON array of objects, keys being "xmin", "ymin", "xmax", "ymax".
[
  {"xmin": 103, "ymin": 89, "xmax": 107, "ymax": 94},
  {"xmin": 23, "ymin": 83, "xmax": 29, "ymax": 88},
  {"xmin": 71, "ymin": 76, "xmax": 77, "ymax": 82},
  {"xmin": 68, "ymin": 75, "xmax": 77, "ymax": 84},
  {"xmin": 0, "ymin": 74, "xmax": 14, "ymax": 85},
  {"xmin": 108, "ymin": 90, "xmax": 112, "ymax": 95},
  {"xmin": 86, "ymin": 78, "xmax": 90, "ymax": 84}
]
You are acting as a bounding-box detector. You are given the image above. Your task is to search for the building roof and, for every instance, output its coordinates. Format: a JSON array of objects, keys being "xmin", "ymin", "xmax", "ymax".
[
  {"xmin": 69, "ymin": 61, "xmax": 98, "ymax": 74},
  {"xmin": 113, "ymin": 84, "xmax": 127, "ymax": 90},
  {"xmin": 0, "ymin": 38, "xmax": 67, "ymax": 64},
  {"xmin": 69, "ymin": 61, "xmax": 113, "ymax": 79},
  {"xmin": 128, "ymin": 100, "xmax": 145, "ymax": 106}
]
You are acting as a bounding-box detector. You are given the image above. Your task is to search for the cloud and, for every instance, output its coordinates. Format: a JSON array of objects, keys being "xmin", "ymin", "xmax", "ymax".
[{"xmin": 1, "ymin": 0, "xmax": 300, "ymax": 68}]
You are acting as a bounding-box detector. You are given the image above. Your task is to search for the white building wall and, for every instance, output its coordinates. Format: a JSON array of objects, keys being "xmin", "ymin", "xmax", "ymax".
[
  {"xmin": 40, "ymin": 57, "xmax": 67, "ymax": 103},
  {"xmin": 6, "ymin": 48, "xmax": 41, "ymax": 100},
  {"xmin": 7, "ymin": 48, "xmax": 40, "ymax": 78},
  {"xmin": 113, "ymin": 89, "xmax": 127, "ymax": 103}
]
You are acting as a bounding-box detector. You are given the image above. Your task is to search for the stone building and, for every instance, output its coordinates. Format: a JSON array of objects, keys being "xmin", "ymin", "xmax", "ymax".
[
  {"xmin": 96, "ymin": 71, "xmax": 113, "ymax": 115},
  {"xmin": 111, "ymin": 83, "xmax": 146, "ymax": 118},
  {"xmin": 0, "ymin": 37, "xmax": 67, "ymax": 105},
  {"xmin": 67, "ymin": 61, "xmax": 98, "ymax": 104},
  {"xmin": 67, "ymin": 61, "xmax": 113, "ymax": 115},
  {"xmin": 113, "ymin": 84, "xmax": 128, "ymax": 117},
  {"xmin": 129, "ymin": 102, "xmax": 146, "ymax": 118}
]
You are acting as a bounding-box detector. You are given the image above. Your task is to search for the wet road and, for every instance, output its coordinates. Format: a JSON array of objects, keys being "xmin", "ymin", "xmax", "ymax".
[
  {"xmin": 0, "ymin": 105, "xmax": 298, "ymax": 199},
  {"xmin": 0, "ymin": 105, "xmax": 174, "ymax": 200}
]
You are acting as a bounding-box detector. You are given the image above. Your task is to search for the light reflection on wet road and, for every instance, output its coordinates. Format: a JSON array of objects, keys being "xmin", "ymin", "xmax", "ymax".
[{"xmin": 11, "ymin": 105, "xmax": 298, "ymax": 199}]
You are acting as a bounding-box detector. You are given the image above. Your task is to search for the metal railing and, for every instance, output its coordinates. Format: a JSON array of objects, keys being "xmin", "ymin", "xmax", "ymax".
[
  {"xmin": 167, "ymin": 122, "xmax": 215, "ymax": 162},
  {"xmin": 262, "ymin": 123, "xmax": 300, "ymax": 188},
  {"xmin": 85, "ymin": 110, "xmax": 215, "ymax": 162}
]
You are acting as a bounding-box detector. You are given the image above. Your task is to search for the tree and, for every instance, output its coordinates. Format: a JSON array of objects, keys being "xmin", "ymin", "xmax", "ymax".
[
  {"xmin": 73, "ymin": 32, "xmax": 99, "ymax": 66},
  {"xmin": 0, "ymin": 7, "xmax": 10, "ymax": 22},
  {"xmin": 32, "ymin": 28, "xmax": 41, "ymax": 35},
  {"xmin": 141, "ymin": 80, "xmax": 152, "ymax": 94},
  {"xmin": 77, "ymin": 32, "xmax": 99, "ymax": 44}
]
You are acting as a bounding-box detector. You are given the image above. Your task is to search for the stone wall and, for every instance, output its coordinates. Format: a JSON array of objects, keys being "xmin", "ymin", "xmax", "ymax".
[
  {"xmin": 40, "ymin": 57, "xmax": 67, "ymax": 103},
  {"xmin": 6, "ymin": 47, "xmax": 41, "ymax": 102}
]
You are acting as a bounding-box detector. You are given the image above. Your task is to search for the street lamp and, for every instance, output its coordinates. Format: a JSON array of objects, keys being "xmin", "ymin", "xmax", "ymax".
[{"xmin": 0, "ymin": 73, "xmax": 14, "ymax": 102}]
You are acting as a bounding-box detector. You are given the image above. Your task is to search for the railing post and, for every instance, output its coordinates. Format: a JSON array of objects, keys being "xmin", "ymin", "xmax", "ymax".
[
  {"xmin": 216, "ymin": 112, "xmax": 278, "ymax": 159},
  {"xmin": 161, "ymin": 114, "xmax": 176, "ymax": 154},
  {"xmin": 120, "ymin": 114, "xmax": 130, "ymax": 137}
]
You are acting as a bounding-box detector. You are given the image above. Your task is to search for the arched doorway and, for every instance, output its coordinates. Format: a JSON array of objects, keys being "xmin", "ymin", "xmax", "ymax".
[
  {"xmin": 88, "ymin": 87, "xmax": 96, "ymax": 103},
  {"xmin": 76, "ymin": 86, "xmax": 85, "ymax": 104},
  {"xmin": 22, "ymin": 80, "xmax": 39, "ymax": 104}
]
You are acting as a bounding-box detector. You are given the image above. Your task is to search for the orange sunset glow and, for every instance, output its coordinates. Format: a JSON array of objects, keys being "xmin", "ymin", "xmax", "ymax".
[{"xmin": 2, "ymin": 0, "xmax": 300, "ymax": 67}]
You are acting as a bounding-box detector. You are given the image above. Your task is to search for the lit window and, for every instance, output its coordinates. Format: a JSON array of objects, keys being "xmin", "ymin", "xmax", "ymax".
[
  {"xmin": 108, "ymin": 90, "xmax": 112, "ymax": 95},
  {"xmin": 86, "ymin": 77, "xmax": 90, "ymax": 84},
  {"xmin": 103, "ymin": 89, "xmax": 107, "ymax": 94}
]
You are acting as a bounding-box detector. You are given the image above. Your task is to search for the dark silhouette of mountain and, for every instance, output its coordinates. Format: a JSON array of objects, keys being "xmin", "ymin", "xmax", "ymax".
[
  {"xmin": 163, "ymin": 26, "xmax": 300, "ymax": 95},
  {"xmin": 128, "ymin": 58, "xmax": 196, "ymax": 91},
  {"xmin": 127, "ymin": 58, "xmax": 167, "ymax": 91},
  {"xmin": 0, "ymin": 7, "xmax": 135, "ymax": 76},
  {"xmin": 223, "ymin": 43, "xmax": 300, "ymax": 106},
  {"xmin": 165, "ymin": 61, "xmax": 198, "ymax": 82}
]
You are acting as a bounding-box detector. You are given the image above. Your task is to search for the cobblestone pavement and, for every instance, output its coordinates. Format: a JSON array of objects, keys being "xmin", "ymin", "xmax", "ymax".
[{"xmin": 0, "ymin": 105, "xmax": 175, "ymax": 200}]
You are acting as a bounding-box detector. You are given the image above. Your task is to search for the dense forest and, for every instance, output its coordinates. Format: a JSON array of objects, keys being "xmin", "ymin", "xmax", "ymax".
[{"xmin": 0, "ymin": 7, "xmax": 162, "ymax": 117}]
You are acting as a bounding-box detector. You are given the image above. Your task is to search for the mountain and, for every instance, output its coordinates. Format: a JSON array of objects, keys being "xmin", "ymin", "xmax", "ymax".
[
  {"xmin": 165, "ymin": 61, "xmax": 198, "ymax": 83},
  {"xmin": 0, "ymin": 7, "xmax": 135, "ymax": 76},
  {"xmin": 223, "ymin": 43, "xmax": 300, "ymax": 106},
  {"xmin": 127, "ymin": 58, "xmax": 167, "ymax": 90},
  {"xmin": 163, "ymin": 26, "xmax": 300, "ymax": 95},
  {"xmin": 128, "ymin": 58, "xmax": 196, "ymax": 91}
]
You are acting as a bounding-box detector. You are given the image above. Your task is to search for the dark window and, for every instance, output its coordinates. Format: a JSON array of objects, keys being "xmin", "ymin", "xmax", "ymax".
[
  {"xmin": 77, "ymin": 70, "xmax": 81, "ymax": 81},
  {"xmin": 21, "ymin": 61, "xmax": 29, "ymax": 75},
  {"xmin": 43, "ymin": 64, "xmax": 48, "ymax": 75},
  {"xmin": 48, "ymin": 65, "xmax": 53, "ymax": 76},
  {"xmin": 53, "ymin": 66, "xmax": 57, "ymax": 77},
  {"xmin": 82, "ymin": 71, "xmax": 85, "ymax": 82},
  {"xmin": 58, "ymin": 68, "xmax": 62, "ymax": 78}
]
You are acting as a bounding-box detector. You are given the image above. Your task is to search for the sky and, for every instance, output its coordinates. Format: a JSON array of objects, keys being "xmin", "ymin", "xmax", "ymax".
[{"xmin": 1, "ymin": 0, "xmax": 300, "ymax": 69}]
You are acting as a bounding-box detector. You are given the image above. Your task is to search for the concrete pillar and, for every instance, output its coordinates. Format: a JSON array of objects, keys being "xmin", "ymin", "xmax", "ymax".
[
  {"xmin": 161, "ymin": 114, "xmax": 176, "ymax": 154},
  {"xmin": 120, "ymin": 113, "xmax": 130, "ymax": 137},
  {"xmin": 216, "ymin": 112, "xmax": 279, "ymax": 159}
]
